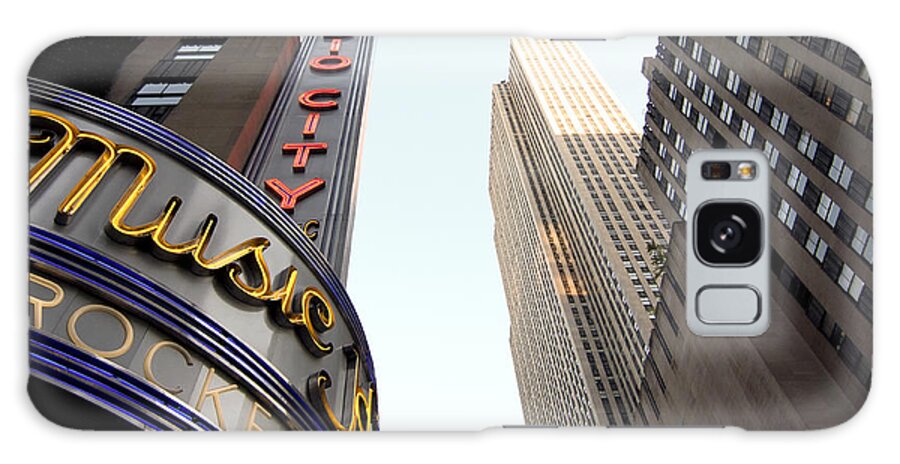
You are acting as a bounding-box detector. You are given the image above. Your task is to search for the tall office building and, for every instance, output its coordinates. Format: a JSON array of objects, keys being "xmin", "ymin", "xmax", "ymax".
[
  {"xmin": 489, "ymin": 38, "xmax": 671, "ymax": 426},
  {"xmin": 28, "ymin": 36, "xmax": 377, "ymax": 430},
  {"xmin": 635, "ymin": 37, "xmax": 871, "ymax": 428}
]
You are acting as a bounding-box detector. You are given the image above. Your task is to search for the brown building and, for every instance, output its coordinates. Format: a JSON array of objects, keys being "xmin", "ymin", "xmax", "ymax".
[
  {"xmin": 635, "ymin": 37, "xmax": 871, "ymax": 428},
  {"xmin": 32, "ymin": 37, "xmax": 298, "ymax": 172}
]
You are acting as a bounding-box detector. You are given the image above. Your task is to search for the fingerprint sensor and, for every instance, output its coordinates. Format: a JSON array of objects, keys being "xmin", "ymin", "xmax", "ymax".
[{"xmin": 696, "ymin": 285, "xmax": 761, "ymax": 324}]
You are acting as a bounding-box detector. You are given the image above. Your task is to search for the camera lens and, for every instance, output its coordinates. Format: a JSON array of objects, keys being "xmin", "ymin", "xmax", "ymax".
[
  {"xmin": 710, "ymin": 218, "xmax": 743, "ymax": 252},
  {"xmin": 695, "ymin": 202, "xmax": 762, "ymax": 265}
]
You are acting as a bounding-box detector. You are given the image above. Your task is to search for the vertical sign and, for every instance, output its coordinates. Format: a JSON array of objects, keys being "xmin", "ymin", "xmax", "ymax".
[{"xmin": 247, "ymin": 36, "xmax": 373, "ymax": 281}]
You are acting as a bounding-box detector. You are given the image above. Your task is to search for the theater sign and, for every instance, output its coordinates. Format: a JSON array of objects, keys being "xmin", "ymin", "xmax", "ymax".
[{"xmin": 27, "ymin": 72, "xmax": 377, "ymax": 430}]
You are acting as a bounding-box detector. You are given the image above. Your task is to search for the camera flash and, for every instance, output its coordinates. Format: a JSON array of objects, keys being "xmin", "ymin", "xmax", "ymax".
[{"xmin": 737, "ymin": 162, "xmax": 756, "ymax": 180}]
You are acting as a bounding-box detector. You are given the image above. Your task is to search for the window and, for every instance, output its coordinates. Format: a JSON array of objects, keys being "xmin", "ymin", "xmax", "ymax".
[
  {"xmin": 837, "ymin": 264, "xmax": 855, "ymax": 291},
  {"xmin": 696, "ymin": 113, "xmax": 709, "ymax": 134},
  {"xmin": 770, "ymin": 108, "xmax": 789, "ymax": 135},
  {"xmin": 797, "ymin": 130, "xmax": 812, "ymax": 156},
  {"xmin": 846, "ymin": 98, "xmax": 864, "ymax": 126},
  {"xmin": 851, "ymin": 226, "xmax": 869, "ymax": 255},
  {"xmin": 131, "ymin": 96, "xmax": 182, "ymax": 106},
  {"xmin": 770, "ymin": 47, "xmax": 788, "ymax": 74},
  {"xmin": 707, "ymin": 55, "xmax": 721, "ymax": 77},
  {"xmin": 175, "ymin": 43, "xmax": 223, "ymax": 60},
  {"xmin": 829, "ymin": 87, "xmax": 852, "ymax": 118},
  {"xmin": 794, "ymin": 171, "xmax": 808, "ymax": 195},
  {"xmin": 826, "ymin": 202, "xmax": 841, "ymax": 227},
  {"xmin": 739, "ymin": 120, "xmax": 755, "ymax": 145},
  {"xmin": 805, "ymin": 230, "xmax": 826, "ymax": 262},
  {"xmin": 702, "ymin": 84, "xmax": 715, "ymax": 106},
  {"xmin": 777, "ymin": 200, "xmax": 797, "ymax": 229},
  {"xmin": 670, "ymin": 158, "xmax": 681, "ymax": 178},
  {"xmin": 128, "ymin": 81, "xmax": 195, "ymax": 120},
  {"xmin": 864, "ymin": 236, "xmax": 874, "ymax": 264},
  {"xmin": 136, "ymin": 81, "xmax": 192, "ymax": 97},
  {"xmin": 681, "ymin": 98, "xmax": 693, "ymax": 117},
  {"xmin": 747, "ymin": 89, "xmax": 762, "ymax": 112},
  {"xmin": 687, "ymin": 70, "xmax": 698, "ymax": 90},
  {"xmin": 848, "ymin": 276, "xmax": 864, "ymax": 301},
  {"xmin": 691, "ymin": 42, "xmax": 704, "ymax": 61},
  {"xmin": 816, "ymin": 193, "xmax": 832, "ymax": 219},
  {"xmin": 787, "ymin": 166, "xmax": 801, "ymax": 190},
  {"xmin": 719, "ymin": 101, "xmax": 733, "ymax": 124},
  {"xmin": 668, "ymin": 83, "xmax": 678, "ymax": 100},
  {"xmin": 768, "ymin": 146, "xmax": 780, "ymax": 169},
  {"xmin": 828, "ymin": 155, "xmax": 845, "ymax": 183}
]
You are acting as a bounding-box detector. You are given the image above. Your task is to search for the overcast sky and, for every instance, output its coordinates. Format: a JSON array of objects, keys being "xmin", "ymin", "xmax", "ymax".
[{"xmin": 346, "ymin": 37, "xmax": 657, "ymax": 430}]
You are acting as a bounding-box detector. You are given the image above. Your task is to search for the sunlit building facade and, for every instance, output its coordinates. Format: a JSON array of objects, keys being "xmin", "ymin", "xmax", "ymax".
[{"xmin": 489, "ymin": 38, "xmax": 671, "ymax": 426}]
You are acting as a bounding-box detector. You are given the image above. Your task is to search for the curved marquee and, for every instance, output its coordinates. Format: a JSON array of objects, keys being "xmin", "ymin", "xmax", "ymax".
[{"xmin": 27, "ymin": 78, "xmax": 377, "ymax": 431}]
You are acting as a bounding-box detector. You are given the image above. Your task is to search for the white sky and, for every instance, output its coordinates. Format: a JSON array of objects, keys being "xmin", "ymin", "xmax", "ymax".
[{"xmin": 346, "ymin": 37, "xmax": 657, "ymax": 430}]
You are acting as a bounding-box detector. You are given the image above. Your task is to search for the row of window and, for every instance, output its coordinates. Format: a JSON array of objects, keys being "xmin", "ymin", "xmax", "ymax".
[
  {"xmin": 765, "ymin": 141, "xmax": 873, "ymax": 266},
  {"xmin": 728, "ymin": 36, "xmax": 872, "ymax": 140},
  {"xmin": 771, "ymin": 251, "xmax": 871, "ymax": 388},
  {"xmin": 651, "ymin": 49, "xmax": 873, "ymax": 268},
  {"xmin": 640, "ymin": 56, "xmax": 874, "ymax": 372},
  {"xmin": 791, "ymin": 36, "xmax": 870, "ymax": 83},
  {"xmin": 519, "ymin": 112, "xmax": 644, "ymax": 423},
  {"xmin": 128, "ymin": 39, "xmax": 225, "ymax": 122},
  {"xmin": 661, "ymin": 40, "xmax": 873, "ymax": 214},
  {"xmin": 771, "ymin": 189, "xmax": 873, "ymax": 321}
]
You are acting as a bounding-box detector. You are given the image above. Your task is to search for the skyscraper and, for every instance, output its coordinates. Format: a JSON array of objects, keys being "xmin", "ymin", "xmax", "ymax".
[
  {"xmin": 489, "ymin": 38, "xmax": 671, "ymax": 426},
  {"xmin": 635, "ymin": 37, "xmax": 871, "ymax": 428}
]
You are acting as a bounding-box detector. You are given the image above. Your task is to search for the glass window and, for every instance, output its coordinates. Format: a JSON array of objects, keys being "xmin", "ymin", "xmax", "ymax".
[
  {"xmin": 696, "ymin": 113, "xmax": 708, "ymax": 134},
  {"xmin": 708, "ymin": 56, "xmax": 721, "ymax": 77},
  {"xmin": 702, "ymin": 84, "xmax": 714, "ymax": 106},
  {"xmin": 787, "ymin": 166, "xmax": 801, "ymax": 189},
  {"xmin": 838, "ymin": 264, "xmax": 854, "ymax": 291},
  {"xmin": 174, "ymin": 54, "xmax": 215, "ymax": 61},
  {"xmin": 805, "ymin": 229, "xmax": 820, "ymax": 255},
  {"xmin": 719, "ymin": 101, "xmax": 733, "ymax": 124},
  {"xmin": 739, "ymin": 120, "xmax": 755, "ymax": 145},
  {"xmin": 847, "ymin": 98, "xmax": 864, "ymax": 126},
  {"xmin": 687, "ymin": 70, "xmax": 697, "ymax": 90},
  {"xmin": 864, "ymin": 237, "xmax": 874, "ymax": 264},
  {"xmin": 130, "ymin": 96, "xmax": 182, "ymax": 106},
  {"xmin": 726, "ymin": 70, "xmax": 741, "ymax": 94},
  {"xmin": 816, "ymin": 193, "xmax": 833, "ymax": 220},
  {"xmin": 691, "ymin": 42, "xmax": 703, "ymax": 61},
  {"xmin": 747, "ymin": 89, "xmax": 762, "ymax": 112},
  {"xmin": 137, "ymin": 82, "xmax": 167, "ymax": 95},
  {"xmin": 174, "ymin": 42, "xmax": 222, "ymax": 61},
  {"xmin": 815, "ymin": 239, "xmax": 829, "ymax": 263},
  {"xmin": 165, "ymin": 83, "xmax": 193, "ymax": 95},
  {"xmin": 826, "ymin": 202, "xmax": 841, "ymax": 227}
]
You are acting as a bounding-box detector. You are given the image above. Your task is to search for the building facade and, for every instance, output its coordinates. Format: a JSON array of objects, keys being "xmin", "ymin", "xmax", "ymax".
[
  {"xmin": 27, "ymin": 36, "xmax": 377, "ymax": 430},
  {"xmin": 489, "ymin": 38, "xmax": 671, "ymax": 426},
  {"xmin": 635, "ymin": 37, "xmax": 871, "ymax": 428}
]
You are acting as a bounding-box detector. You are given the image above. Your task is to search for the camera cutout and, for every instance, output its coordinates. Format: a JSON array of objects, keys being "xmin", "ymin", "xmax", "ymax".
[
  {"xmin": 694, "ymin": 201, "xmax": 762, "ymax": 266},
  {"xmin": 686, "ymin": 150, "xmax": 769, "ymax": 337}
]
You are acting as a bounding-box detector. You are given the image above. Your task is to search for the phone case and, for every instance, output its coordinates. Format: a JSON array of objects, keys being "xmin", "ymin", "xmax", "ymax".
[{"xmin": 27, "ymin": 36, "xmax": 871, "ymax": 430}]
